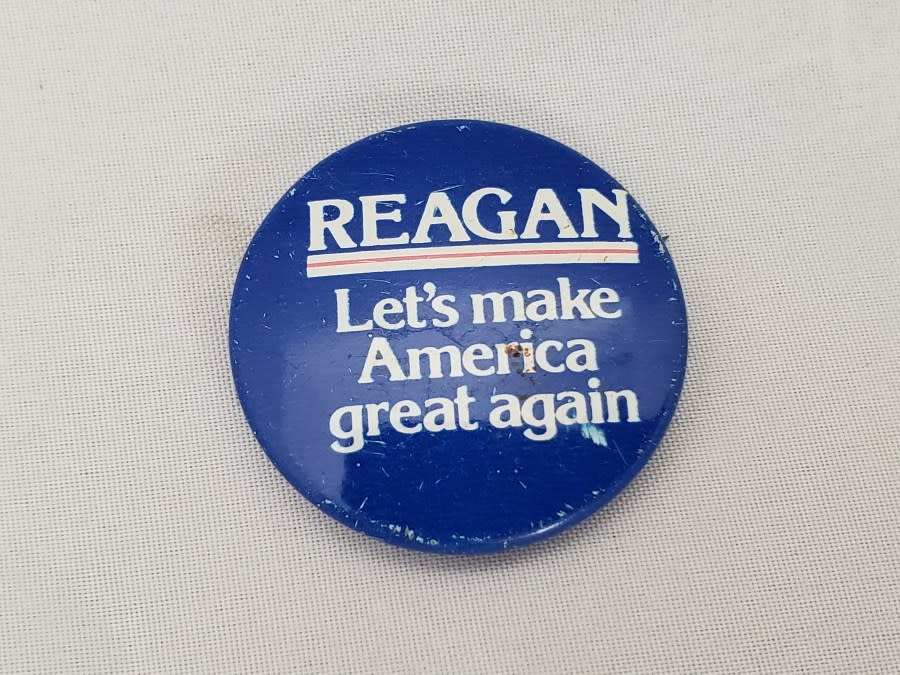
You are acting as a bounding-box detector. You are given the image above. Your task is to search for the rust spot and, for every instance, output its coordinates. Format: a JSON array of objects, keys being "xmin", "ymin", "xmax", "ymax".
[
  {"xmin": 522, "ymin": 346, "xmax": 532, "ymax": 357},
  {"xmin": 516, "ymin": 393, "xmax": 528, "ymax": 402},
  {"xmin": 504, "ymin": 343, "xmax": 521, "ymax": 358}
]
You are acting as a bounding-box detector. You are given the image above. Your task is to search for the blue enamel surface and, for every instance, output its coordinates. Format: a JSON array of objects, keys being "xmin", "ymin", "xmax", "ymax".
[{"xmin": 230, "ymin": 120, "xmax": 687, "ymax": 554}]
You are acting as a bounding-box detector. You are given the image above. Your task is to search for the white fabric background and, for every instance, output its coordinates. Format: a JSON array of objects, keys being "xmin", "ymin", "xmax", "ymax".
[{"xmin": 2, "ymin": 1, "xmax": 899, "ymax": 672}]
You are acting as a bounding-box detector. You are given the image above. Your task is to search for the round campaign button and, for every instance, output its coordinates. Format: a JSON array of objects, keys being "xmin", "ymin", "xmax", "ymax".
[{"xmin": 230, "ymin": 120, "xmax": 687, "ymax": 554}]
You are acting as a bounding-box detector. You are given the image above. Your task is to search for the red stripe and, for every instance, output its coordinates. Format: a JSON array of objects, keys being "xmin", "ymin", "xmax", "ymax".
[{"xmin": 307, "ymin": 247, "xmax": 637, "ymax": 269}]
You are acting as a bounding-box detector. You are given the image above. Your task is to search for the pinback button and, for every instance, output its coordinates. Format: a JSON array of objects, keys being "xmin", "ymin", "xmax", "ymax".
[{"xmin": 230, "ymin": 120, "xmax": 687, "ymax": 554}]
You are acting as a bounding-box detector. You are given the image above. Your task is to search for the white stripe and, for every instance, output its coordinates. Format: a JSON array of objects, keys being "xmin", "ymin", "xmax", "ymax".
[{"xmin": 306, "ymin": 241, "xmax": 639, "ymax": 278}]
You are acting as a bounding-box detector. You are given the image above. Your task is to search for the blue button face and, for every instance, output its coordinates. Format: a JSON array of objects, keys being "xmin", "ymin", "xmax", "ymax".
[{"xmin": 230, "ymin": 120, "xmax": 687, "ymax": 554}]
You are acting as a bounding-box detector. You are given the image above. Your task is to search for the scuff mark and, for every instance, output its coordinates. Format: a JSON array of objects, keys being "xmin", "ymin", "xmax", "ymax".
[
  {"xmin": 609, "ymin": 439, "xmax": 627, "ymax": 465},
  {"xmin": 358, "ymin": 171, "xmax": 396, "ymax": 180}
]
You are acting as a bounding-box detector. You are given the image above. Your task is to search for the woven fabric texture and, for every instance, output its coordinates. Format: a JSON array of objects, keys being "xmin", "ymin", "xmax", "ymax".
[{"xmin": 2, "ymin": 1, "xmax": 899, "ymax": 672}]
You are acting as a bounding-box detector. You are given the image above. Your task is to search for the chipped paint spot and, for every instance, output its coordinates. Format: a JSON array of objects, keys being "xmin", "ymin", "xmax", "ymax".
[
  {"xmin": 649, "ymin": 229, "xmax": 666, "ymax": 255},
  {"xmin": 580, "ymin": 423, "xmax": 607, "ymax": 447},
  {"xmin": 451, "ymin": 533, "xmax": 485, "ymax": 543}
]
